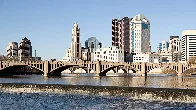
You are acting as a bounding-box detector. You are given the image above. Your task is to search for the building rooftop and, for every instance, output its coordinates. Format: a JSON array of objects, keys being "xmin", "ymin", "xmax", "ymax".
[
  {"xmin": 22, "ymin": 37, "xmax": 29, "ymax": 41},
  {"xmin": 132, "ymin": 14, "xmax": 149, "ymax": 23},
  {"xmin": 182, "ymin": 30, "xmax": 196, "ymax": 35}
]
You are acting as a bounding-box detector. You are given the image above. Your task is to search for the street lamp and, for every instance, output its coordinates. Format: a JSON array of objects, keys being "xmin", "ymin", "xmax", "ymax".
[{"xmin": 171, "ymin": 48, "xmax": 174, "ymax": 62}]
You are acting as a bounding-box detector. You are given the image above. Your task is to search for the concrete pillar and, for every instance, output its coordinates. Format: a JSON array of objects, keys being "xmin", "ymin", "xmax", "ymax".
[
  {"xmin": 96, "ymin": 61, "xmax": 101, "ymax": 74},
  {"xmin": 2, "ymin": 61, "xmax": 5, "ymax": 69},
  {"xmin": 44, "ymin": 60, "xmax": 49, "ymax": 77},
  {"xmin": 126, "ymin": 67, "xmax": 129, "ymax": 73},
  {"xmin": 114, "ymin": 67, "xmax": 118, "ymax": 73},
  {"xmin": 178, "ymin": 63, "xmax": 183, "ymax": 77},
  {"xmin": 141, "ymin": 62, "xmax": 147, "ymax": 76},
  {"xmin": 87, "ymin": 61, "xmax": 90, "ymax": 73}
]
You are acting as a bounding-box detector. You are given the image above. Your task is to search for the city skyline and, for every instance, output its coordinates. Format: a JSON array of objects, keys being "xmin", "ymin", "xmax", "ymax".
[{"xmin": 0, "ymin": 0, "xmax": 196, "ymax": 60}]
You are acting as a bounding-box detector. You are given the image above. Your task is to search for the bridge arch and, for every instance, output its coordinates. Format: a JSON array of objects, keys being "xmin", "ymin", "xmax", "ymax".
[
  {"xmin": 100, "ymin": 66, "xmax": 137, "ymax": 76},
  {"xmin": 128, "ymin": 68, "xmax": 137, "ymax": 73},
  {"xmin": 0, "ymin": 65, "xmax": 44, "ymax": 76},
  {"xmin": 145, "ymin": 65, "xmax": 178, "ymax": 75},
  {"xmin": 107, "ymin": 68, "xmax": 117, "ymax": 73},
  {"xmin": 49, "ymin": 65, "xmax": 92, "ymax": 76},
  {"xmin": 73, "ymin": 67, "xmax": 88, "ymax": 73},
  {"xmin": 182, "ymin": 68, "xmax": 196, "ymax": 76},
  {"xmin": 159, "ymin": 67, "xmax": 178, "ymax": 75},
  {"xmin": 117, "ymin": 67, "xmax": 127, "ymax": 73}
]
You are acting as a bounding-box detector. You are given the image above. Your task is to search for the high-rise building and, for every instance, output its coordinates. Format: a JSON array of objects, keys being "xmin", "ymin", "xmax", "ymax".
[
  {"xmin": 18, "ymin": 37, "xmax": 32, "ymax": 58},
  {"xmin": 85, "ymin": 37, "xmax": 102, "ymax": 52},
  {"xmin": 6, "ymin": 42, "xmax": 18, "ymax": 57},
  {"xmin": 168, "ymin": 36, "xmax": 181, "ymax": 52},
  {"xmin": 71, "ymin": 22, "xmax": 81, "ymax": 58},
  {"xmin": 157, "ymin": 41, "xmax": 169, "ymax": 53},
  {"xmin": 182, "ymin": 30, "xmax": 196, "ymax": 61},
  {"xmin": 62, "ymin": 22, "xmax": 82, "ymax": 62},
  {"xmin": 112, "ymin": 17, "xmax": 131, "ymax": 52},
  {"xmin": 130, "ymin": 14, "xmax": 150, "ymax": 54}
]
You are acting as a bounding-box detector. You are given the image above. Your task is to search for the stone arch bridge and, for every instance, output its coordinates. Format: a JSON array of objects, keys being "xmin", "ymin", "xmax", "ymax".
[{"xmin": 0, "ymin": 61, "xmax": 193, "ymax": 77}]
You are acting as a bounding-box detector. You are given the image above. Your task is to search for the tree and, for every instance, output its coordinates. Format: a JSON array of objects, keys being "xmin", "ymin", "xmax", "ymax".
[
  {"xmin": 161, "ymin": 68, "xmax": 177, "ymax": 74},
  {"xmin": 187, "ymin": 56, "xmax": 196, "ymax": 74}
]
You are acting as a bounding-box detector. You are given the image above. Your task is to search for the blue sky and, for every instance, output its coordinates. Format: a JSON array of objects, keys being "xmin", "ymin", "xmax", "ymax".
[{"xmin": 0, "ymin": 0, "xmax": 196, "ymax": 60}]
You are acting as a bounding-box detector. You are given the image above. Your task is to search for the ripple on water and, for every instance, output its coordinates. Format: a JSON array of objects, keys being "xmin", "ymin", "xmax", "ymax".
[{"xmin": 0, "ymin": 92, "xmax": 196, "ymax": 110}]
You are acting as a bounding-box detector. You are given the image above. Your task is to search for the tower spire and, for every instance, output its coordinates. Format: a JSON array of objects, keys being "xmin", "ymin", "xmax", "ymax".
[{"xmin": 71, "ymin": 22, "xmax": 81, "ymax": 58}]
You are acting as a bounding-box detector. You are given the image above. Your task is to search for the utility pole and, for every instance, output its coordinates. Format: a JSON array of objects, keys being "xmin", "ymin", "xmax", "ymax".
[
  {"xmin": 172, "ymin": 49, "xmax": 174, "ymax": 62},
  {"xmin": 35, "ymin": 50, "xmax": 37, "ymax": 61}
]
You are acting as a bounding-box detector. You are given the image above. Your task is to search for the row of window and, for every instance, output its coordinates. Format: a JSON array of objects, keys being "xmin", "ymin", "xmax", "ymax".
[
  {"xmin": 134, "ymin": 58, "xmax": 161, "ymax": 61},
  {"xmin": 95, "ymin": 57, "xmax": 124, "ymax": 61},
  {"xmin": 96, "ymin": 54, "xmax": 123, "ymax": 58},
  {"xmin": 95, "ymin": 50, "xmax": 123, "ymax": 54},
  {"xmin": 134, "ymin": 56, "xmax": 161, "ymax": 59}
]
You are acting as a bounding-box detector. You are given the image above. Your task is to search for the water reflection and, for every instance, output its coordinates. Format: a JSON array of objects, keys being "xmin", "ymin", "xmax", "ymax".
[{"xmin": 1, "ymin": 74, "xmax": 196, "ymax": 89}]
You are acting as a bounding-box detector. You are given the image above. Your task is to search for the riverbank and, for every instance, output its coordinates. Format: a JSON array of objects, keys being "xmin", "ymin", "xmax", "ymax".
[{"xmin": 0, "ymin": 83, "xmax": 196, "ymax": 103}]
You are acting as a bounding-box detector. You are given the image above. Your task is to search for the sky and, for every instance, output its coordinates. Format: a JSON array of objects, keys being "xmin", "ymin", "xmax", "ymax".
[{"xmin": 0, "ymin": 0, "xmax": 196, "ymax": 60}]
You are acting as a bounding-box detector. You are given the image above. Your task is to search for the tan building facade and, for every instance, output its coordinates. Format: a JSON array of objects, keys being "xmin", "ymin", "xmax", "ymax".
[
  {"xmin": 62, "ymin": 22, "xmax": 82, "ymax": 62},
  {"xmin": 71, "ymin": 22, "xmax": 81, "ymax": 58}
]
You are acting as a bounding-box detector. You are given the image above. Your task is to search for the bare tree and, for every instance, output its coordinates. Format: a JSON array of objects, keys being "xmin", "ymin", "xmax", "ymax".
[
  {"xmin": 187, "ymin": 56, "xmax": 196, "ymax": 74},
  {"xmin": 161, "ymin": 68, "xmax": 177, "ymax": 74}
]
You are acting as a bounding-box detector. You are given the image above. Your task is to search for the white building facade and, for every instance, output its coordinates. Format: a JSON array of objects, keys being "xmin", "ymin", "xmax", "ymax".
[
  {"xmin": 130, "ymin": 14, "xmax": 150, "ymax": 54},
  {"xmin": 158, "ymin": 51, "xmax": 181, "ymax": 63},
  {"xmin": 156, "ymin": 36, "xmax": 182, "ymax": 62},
  {"xmin": 6, "ymin": 42, "xmax": 18, "ymax": 57},
  {"xmin": 94, "ymin": 46, "xmax": 124, "ymax": 62},
  {"xmin": 168, "ymin": 36, "xmax": 181, "ymax": 52},
  {"xmin": 133, "ymin": 53, "xmax": 162, "ymax": 63},
  {"xmin": 182, "ymin": 30, "xmax": 196, "ymax": 61},
  {"xmin": 157, "ymin": 41, "xmax": 169, "ymax": 53}
]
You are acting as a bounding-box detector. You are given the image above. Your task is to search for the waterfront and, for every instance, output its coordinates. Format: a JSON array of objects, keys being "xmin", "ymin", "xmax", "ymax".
[
  {"xmin": 1, "ymin": 74, "xmax": 196, "ymax": 109},
  {"xmin": 0, "ymin": 73, "xmax": 196, "ymax": 89}
]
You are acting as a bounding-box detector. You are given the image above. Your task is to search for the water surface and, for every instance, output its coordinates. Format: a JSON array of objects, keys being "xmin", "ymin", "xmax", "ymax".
[
  {"xmin": 1, "ymin": 73, "xmax": 196, "ymax": 109},
  {"xmin": 0, "ymin": 73, "xmax": 195, "ymax": 89}
]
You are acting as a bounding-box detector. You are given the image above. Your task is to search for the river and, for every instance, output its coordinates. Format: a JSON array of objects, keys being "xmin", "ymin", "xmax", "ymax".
[{"xmin": 0, "ymin": 73, "xmax": 196, "ymax": 109}]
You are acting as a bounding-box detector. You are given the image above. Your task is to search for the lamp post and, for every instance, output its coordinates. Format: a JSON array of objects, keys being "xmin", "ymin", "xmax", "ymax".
[
  {"xmin": 171, "ymin": 48, "xmax": 174, "ymax": 62},
  {"xmin": 193, "ymin": 53, "xmax": 195, "ymax": 74}
]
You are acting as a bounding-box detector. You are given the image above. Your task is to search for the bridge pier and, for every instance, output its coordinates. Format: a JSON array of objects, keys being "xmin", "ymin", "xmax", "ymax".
[
  {"xmin": 141, "ymin": 62, "xmax": 147, "ymax": 76},
  {"xmin": 113, "ymin": 67, "xmax": 118, "ymax": 73},
  {"xmin": 178, "ymin": 63, "xmax": 183, "ymax": 77},
  {"xmin": 69, "ymin": 67, "xmax": 75, "ymax": 73},
  {"xmin": 96, "ymin": 61, "xmax": 101, "ymax": 74},
  {"xmin": 44, "ymin": 60, "xmax": 49, "ymax": 77},
  {"xmin": 0, "ymin": 61, "xmax": 1, "ymax": 70}
]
